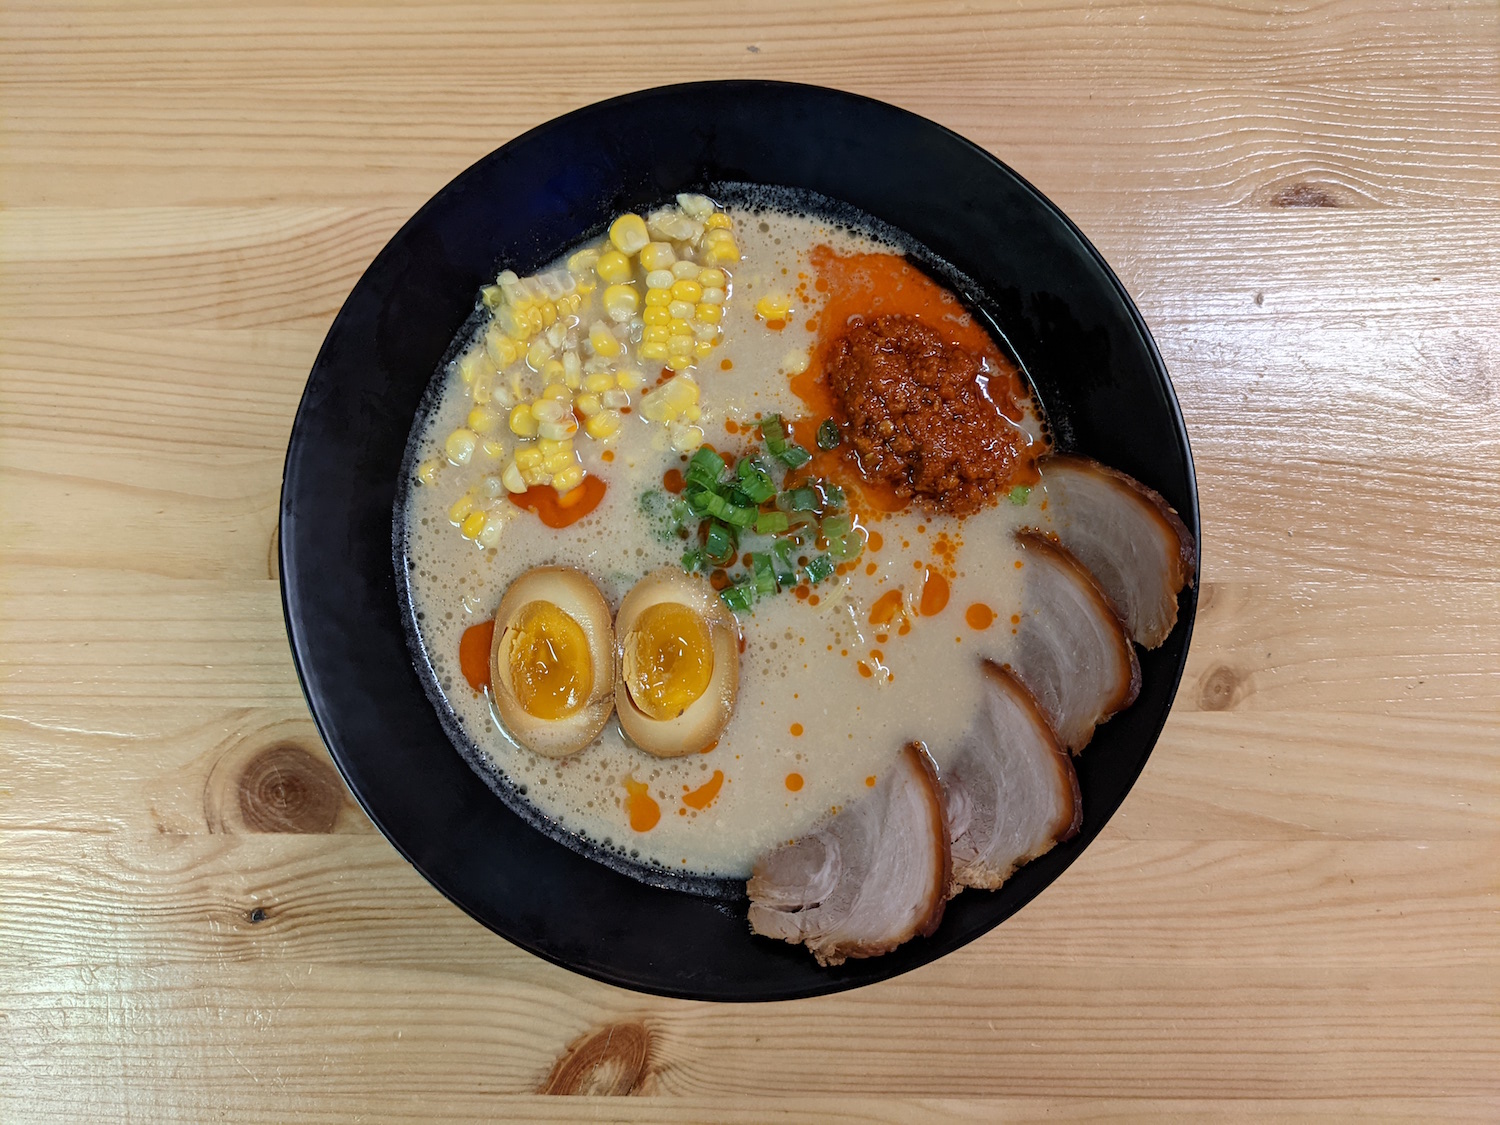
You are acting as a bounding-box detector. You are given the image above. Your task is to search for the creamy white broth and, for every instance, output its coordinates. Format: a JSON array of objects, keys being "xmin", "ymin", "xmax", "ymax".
[{"xmin": 401, "ymin": 201, "xmax": 1054, "ymax": 878}]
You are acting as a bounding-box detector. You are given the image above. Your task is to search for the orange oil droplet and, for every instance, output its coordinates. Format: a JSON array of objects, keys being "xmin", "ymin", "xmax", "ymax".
[
  {"xmin": 867, "ymin": 531, "xmax": 884, "ymax": 552},
  {"xmin": 865, "ymin": 562, "xmax": 878, "ymax": 576},
  {"xmin": 682, "ymin": 769, "xmax": 724, "ymax": 811},
  {"xmin": 790, "ymin": 723, "xmax": 803, "ymax": 736},
  {"xmin": 965, "ymin": 603, "xmax": 996, "ymax": 630},
  {"xmin": 601, "ymin": 449, "xmax": 615, "ymax": 462},
  {"xmin": 458, "ymin": 619, "xmax": 495, "ymax": 691},
  {"xmin": 662, "ymin": 468, "xmax": 685, "ymax": 494},
  {"xmin": 865, "ymin": 775, "xmax": 877, "ymax": 787},
  {"xmin": 920, "ymin": 570, "xmax": 950, "ymax": 615},
  {"xmin": 1014, "ymin": 559, "xmax": 1024, "ymax": 569},
  {"xmin": 785, "ymin": 772, "xmax": 804, "ymax": 792},
  {"xmin": 508, "ymin": 477, "xmax": 607, "ymax": 528},
  {"xmin": 869, "ymin": 589, "xmax": 905, "ymax": 626},
  {"xmin": 1011, "ymin": 613, "xmax": 1021, "ymax": 625},
  {"xmin": 857, "ymin": 662, "xmax": 873, "ymax": 679},
  {"xmin": 720, "ymin": 358, "xmax": 733, "ymax": 370},
  {"xmin": 624, "ymin": 778, "xmax": 660, "ymax": 832},
  {"xmin": 807, "ymin": 594, "xmax": 820, "ymax": 606}
]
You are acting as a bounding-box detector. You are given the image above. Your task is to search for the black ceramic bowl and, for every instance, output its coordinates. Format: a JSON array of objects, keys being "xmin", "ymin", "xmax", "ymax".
[{"xmin": 280, "ymin": 81, "xmax": 1198, "ymax": 1001}]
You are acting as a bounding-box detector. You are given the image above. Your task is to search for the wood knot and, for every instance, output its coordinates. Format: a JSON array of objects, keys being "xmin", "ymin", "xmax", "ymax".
[
  {"xmin": 237, "ymin": 744, "xmax": 342, "ymax": 833},
  {"xmin": 1198, "ymin": 664, "xmax": 1246, "ymax": 712},
  {"xmin": 247, "ymin": 907, "xmax": 268, "ymax": 924},
  {"xmin": 1267, "ymin": 180, "xmax": 1351, "ymax": 209},
  {"xmin": 540, "ymin": 1021, "xmax": 653, "ymax": 1096}
]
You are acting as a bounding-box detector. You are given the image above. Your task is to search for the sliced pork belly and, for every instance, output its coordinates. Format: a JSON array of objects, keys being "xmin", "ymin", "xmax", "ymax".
[
  {"xmin": 1035, "ymin": 455, "xmax": 1197, "ymax": 649},
  {"xmin": 1010, "ymin": 531, "xmax": 1140, "ymax": 753},
  {"xmin": 945, "ymin": 661, "xmax": 1082, "ymax": 890},
  {"xmin": 747, "ymin": 743, "xmax": 950, "ymax": 966}
]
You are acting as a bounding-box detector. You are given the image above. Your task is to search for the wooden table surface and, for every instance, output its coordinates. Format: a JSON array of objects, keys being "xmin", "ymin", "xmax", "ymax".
[{"xmin": 4, "ymin": 1, "xmax": 1498, "ymax": 1120}]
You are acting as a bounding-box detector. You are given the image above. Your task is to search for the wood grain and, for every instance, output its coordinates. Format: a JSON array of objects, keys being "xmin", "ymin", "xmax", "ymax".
[{"xmin": 2, "ymin": 0, "xmax": 1498, "ymax": 1120}]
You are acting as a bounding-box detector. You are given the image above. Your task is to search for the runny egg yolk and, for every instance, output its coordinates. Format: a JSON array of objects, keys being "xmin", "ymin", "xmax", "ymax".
[
  {"xmin": 623, "ymin": 602, "xmax": 714, "ymax": 720},
  {"xmin": 507, "ymin": 601, "xmax": 592, "ymax": 720}
]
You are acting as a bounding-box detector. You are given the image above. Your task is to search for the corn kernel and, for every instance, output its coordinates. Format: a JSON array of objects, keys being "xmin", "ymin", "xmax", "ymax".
[
  {"xmin": 668, "ymin": 335, "xmax": 693, "ymax": 356},
  {"xmin": 670, "ymin": 422, "xmax": 706, "ymax": 452},
  {"xmin": 468, "ymin": 406, "xmax": 502, "ymax": 435},
  {"xmin": 448, "ymin": 493, "xmax": 475, "ymax": 524},
  {"xmin": 756, "ymin": 293, "xmax": 792, "ymax": 321},
  {"xmin": 609, "ymin": 213, "xmax": 650, "ymax": 256},
  {"xmin": 477, "ymin": 474, "xmax": 505, "ymax": 500},
  {"xmin": 508, "ymin": 404, "xmax": 539, "ymax": 437},
  {"xmin": 485, "ymin": 327, "xmax": 518, "ymax": 369},
  {"xmin": 585, "ymin": 411, "xmax": 622, "ymax": 440},
  {"xmin": 416, "ymin": 458, "xmax": 441, "ymax": 485},
  {"xmin": 476, "ymin": 517, "xmax": 504, "ymax": 549},
  {"xmin": 643, "ymin": 324, "xmax": 670, "ymax": 344},
  {"xmin": 526, "ymin": 338, "xmax": 553, "ymax": 370},
  {"xmin": 644, "ymin": 287, "xmax": 672, "ymax": 306},
  {"xmin": 567, "ymin": 247, "xmax": 601, "ymax": 275},
  {"xmin": 537, "ymin": 437, "xmax": 571, "ymax": 457},
  {"xmin": 596, "ymin": 249, "xmax": 632, "ymax": 284},
  {"xmin": 699, "ymin": 286, "xmax": 726, "ymax": 305},
  {"xmin": 538, "ymin": 301, "xmax": 557, "ymax": 328},
  {"xmin": 695, "ymin": 302, "xmax": 723, "ymax": 325},
  {"xmin": 460, "ymin": 510, "xmax": 487, "ymax": 541},
  {"xmin": 583, "ymin": 372, "xmax": 613, "ymax": 394},
  {"xmin": 444, "ymin": 428, "xmax": 478, "ymax": 465},
  {"xmin": 704, "ymin": 212, "xmax": 732, "ymax": 230},
  {"xmin": 575, "ymin": 392, "xmax": 602, "ymax": 416},
  {"xmin": 671, "ymin": 259, "xmax": 699, "ymax": 280},
  {"xmin": 694, "ymin": 341, "xmax": 715, "ymax": 357},
  {"xmin": 480, "ymin": 438, "xmax": 506, "ymax": 461},
  {"xmin": 531, "ymin": 398, "xmax": 567, "ymax": 423},
  {"xmin": 639, "ymin": 241, "xmax": 676, "ymax": 272},
  {"xmin": 649, "ymin": 207, "xmax": 699, "ymax": 241},
  {"xmin": 502, "ymin": 460, "xmax": 528, "ymax": 493},
  {"xmin": 645, "ymin": 269, "xmax": 675, "ymax": 290},
  {"xmin": 516, "ymin": 446, "xmax": 544, "ymax": 469},
  {"xmin": 600, "ymin": 389, "xmax": 630, "ymax": 409},
  {"xmin": 684, "ymin": 404, "xmax": 702, "ymax": 422},
  {"xmin": 693, "ymin": 321, "xmax": 719, "ymax": 342},
  {"xmin": 677, "ymin": 193, "xmax": 714, "ymax": 220},
  {"xmin": 669, "ymin": 279, "xmax": 701, "ymax": 303},
  {"xmin": 701, "ymin": 235, "xmax": 740, "ymax": 265},
  {"xmin": 588, "ymin": 321, "xmax": 622, "ymax": 358},
  {"xmin": 471, "ymin": 375, "xmax": 492, "ymax": 406},
  {"xmin": 639, "ymin": 341, "xmax": 668, "ymax": 361},
  {"xmin": 552, "ymin": 464, "xmax": 585, "ymax": 494},
  {"xmin": 539, "ymin": 417, "xmax": 579, "ymax": 441},
  {"xmin": 782, "ymin": 349, "xmax": 810, "ymax": 375},
  {"xmin": 616, "ymin": 369, "xmax": 644, "ymax": 391},
  {"xmin": 666, "ymin": 353, "xmax": 694, "ymax": 372},
  {"xmin": 666, "ymin": 316, "xmax": 689, "ymax": 335},
  {"xmin": 522, "ymin": 465, "xmax": 547, "ymax": 486},
  {"xmin": 458, "ymin": 349, "xmax": 492, "ymax": 387},
  {"xmin": 643, "ymin": 306, "xmax": 671, "ymax": 326},
  {"xmin": 697, "ymin": 267, "xmax": 727, "ymax": 288},
  {"xmin": 667, "ymin": 300, "xmax": 693, "ymax": 320},
  {"xmin": 602, "ymin": 283, "xmax": 640, "ymax": 322}
]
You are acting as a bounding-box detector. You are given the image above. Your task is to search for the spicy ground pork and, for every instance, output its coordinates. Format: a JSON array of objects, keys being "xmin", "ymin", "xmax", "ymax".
[{"xmin": 824, "ymin": 313, "xmax": 1030, "ymax": 516}]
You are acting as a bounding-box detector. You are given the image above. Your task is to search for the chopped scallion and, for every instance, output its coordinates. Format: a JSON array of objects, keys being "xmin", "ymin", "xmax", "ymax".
[
  {"xmin": 720, "ymin": 582, "xmax": 756, "ymax": 612},
  {"xmin": 816, "ymin": 420, "xmax": 841, "ymax": 450},
  {"xmin": 759, "ymin": 414, "xmax": 788, "ymax": 455},
  {"xmin": 804, "ymin": 554, "xmax": 836, "ymax": 584},
  {"xmin": 1009, "ymin": 485, "xmax": 1032, "ymax": 506},
  {"xmin": 755, "ymin": 510, "xmax": 790, "ymax": 536},
  {"xmin": 703, "ymin": 521, "xmax": 736, "ymax": 565},
  {"xmin": 750, "ymin": 552, "xmax": 777, "ymax": 596},
  {"xmin": 776, "ymin": 444, "xmax": 812, "ymax": 469}
]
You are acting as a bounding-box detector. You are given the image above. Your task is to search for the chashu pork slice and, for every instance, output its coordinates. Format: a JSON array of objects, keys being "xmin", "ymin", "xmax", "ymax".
[
  {"xmin": 1034, "ymin": 455, "xmax": 1197, "ymax": 649},
  {"xmin": 747, "ymin": 743, "xmax": 950, "ymax": 966},
  {"xmin": 1010, "ymin": 531, "xmax": 1140, "ymax": 754},
  {"xmin": 945, "ymin": 661, "xmax": 1082, "ymax": 890}
]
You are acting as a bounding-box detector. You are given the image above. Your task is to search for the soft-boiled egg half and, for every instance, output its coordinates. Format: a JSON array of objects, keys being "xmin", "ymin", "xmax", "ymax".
[
  {"xmin": 615, "ymin": 568, "xmax": 740, "ymax": 757},
  {"xmin": 489, "ymin": 566, "xmax": 616, "ymax": 758}
]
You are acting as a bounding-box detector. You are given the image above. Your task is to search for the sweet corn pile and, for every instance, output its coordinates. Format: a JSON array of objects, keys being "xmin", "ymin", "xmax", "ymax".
[{"xmin": 418, "ymin": 194, "xmax": 742, "ymax": 547}]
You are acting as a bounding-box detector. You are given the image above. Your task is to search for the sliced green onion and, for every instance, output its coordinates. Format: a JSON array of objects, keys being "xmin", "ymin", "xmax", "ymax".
[
  {"xmin": 750, "ymin": 552, "xmax": 777, "ymax": 596},
  {"xmin": 704, "ymin": 521, "xmax": 736, "ymax": 565},
  {"xmin": 827, "ymin": 535, "xmax": 863, "ymax": 562},
  {"xmin": 804, "ymin": 554, "xmax": 836, "ymax": 584},
  {"xmin": 720, "ymin": 582, "xmax": 756, "ymax": 612},
  {"xmin": 773, "ymin": 539, "xmax": 798, "ymax": 586},
  {"xmin": 820, "ymin": 483, "xmax": 846, "ymax": 508},
  {"xmin": 687, "ymin": 446, "xmax": 726, "ymax": 483},
  {"xmin": 822, "ymin": 513, "xmax": 853, "ymax": 539},
  {"xmin": 759, "ymin": 414, "xmax": 788, "ymax": 455},
  {"xmin": 735, "ymin": 457, "xmax": 777, "ymax": 502},
  {"xmin": 1009, "ymin": 485, "xmax": 1032, "ymax": 506},
  {"xmin": 681, "ymin": 548, "xmax": 706, "ymax": 572},
  {"xmin": 776, "ymin": 444, "xmax": 812, "ymax": 470},
  {"xmin": 755, "ymin": 510, "xmax": 790, "ymax": 536},
  {"xmin": 816, "ymin": 420, "xmax": 841, "ymax": 450}
]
